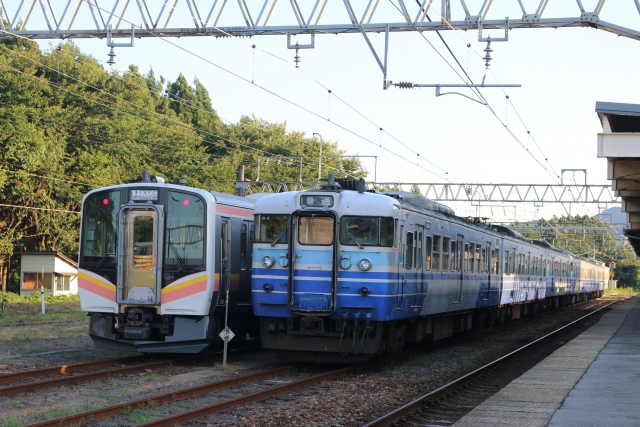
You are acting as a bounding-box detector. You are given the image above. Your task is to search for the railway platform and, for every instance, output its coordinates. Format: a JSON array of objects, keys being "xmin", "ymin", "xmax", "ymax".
[{"xmin": 453, "ymin": 295, "xmax": 640, "ymax": 427}]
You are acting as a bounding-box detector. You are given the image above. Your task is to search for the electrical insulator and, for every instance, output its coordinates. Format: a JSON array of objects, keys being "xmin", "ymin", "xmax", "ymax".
[
  {"xmin": 107, "ymin": 47, "xmax": 116, "ymax": 66},
  {"xmin": 483, "ymin": 39, "xmax": 493, "ymax": 69},
  {"xmin": 396, "ymin": 82, "xmax": 415, "ymax": 89}
]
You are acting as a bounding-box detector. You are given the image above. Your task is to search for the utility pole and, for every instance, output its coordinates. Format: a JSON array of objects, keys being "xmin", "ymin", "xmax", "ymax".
[{"xmin": 313, "ymin": 133, "xmax": 323, "ymax": 181}]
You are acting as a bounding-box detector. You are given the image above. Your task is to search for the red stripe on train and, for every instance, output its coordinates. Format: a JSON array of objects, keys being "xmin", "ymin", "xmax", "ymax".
[{"xmin": 216, "ymin": 204, "xmax": 253, "ymax": 218}]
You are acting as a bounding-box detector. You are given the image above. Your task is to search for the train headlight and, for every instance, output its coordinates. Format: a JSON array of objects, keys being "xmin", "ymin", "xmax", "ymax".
[
  {"xmin": 359, "ymin": 286, "xmax": 370, "ymax": 296},
  {"xmin": 340, "ymin": 258, "xmax": 352, "ymax": 269},
  {"xmin": 263, "ymin": 283, "xmax": 273, "ymax": 293},
  {"xmin": 358, "ymin": 259, "xmax": 372, "ymax": 271},
  {"xmin": 262, "ymin": 256, "xmax": 275, "ymax": 268}
]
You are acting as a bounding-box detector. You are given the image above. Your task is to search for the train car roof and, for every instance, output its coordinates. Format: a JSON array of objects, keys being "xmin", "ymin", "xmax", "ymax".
[
  {"xmin": 82, "ymin": 182, "xmax": 259, "ymax": 209},
  {"xmin": 253, "ymin": 187, "xmax": 607, "ymax": 265}
]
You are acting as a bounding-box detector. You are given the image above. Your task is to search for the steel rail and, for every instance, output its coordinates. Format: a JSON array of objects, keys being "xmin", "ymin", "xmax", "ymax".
[
  {"xmin": 0, "ymin": 359, "xmax": 176, "ymax": 397},
  {"xmin": 0, "ymin": 356, "xmax": 141, "ymax": 385},
  {"xmin": 134, "ymin": 366, "xmax": 352, "ymax": 427},
  {"xmin": 361, "ymin": 300, "xmax": 618, "ymax": 426},
  {"xmin": 26, "ymin": 366, "xmax": 293, "ymax": 427}
]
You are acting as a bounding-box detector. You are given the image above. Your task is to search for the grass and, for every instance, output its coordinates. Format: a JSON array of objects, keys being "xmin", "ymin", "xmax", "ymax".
[
  {"xmin": 129, "ymin": 402, "xmax": 165, "ymax": 424},
  {"xmin": 44, "ymin": 407, "xmax": 76, "ymax": 419},
  {"xmin": 1, "ymin": 417, "xmax": 22, "ymax": 427},
  {"xmin": 142, "ymin": 373, "xmax": 162, "ymax": 381},
  {"xmin": 0, "ymin": 299, "xmax": 86, "ymax": 325},
  {"xmin": 605, "ymin": 287, "xmax": 639, "ymax": 296}
]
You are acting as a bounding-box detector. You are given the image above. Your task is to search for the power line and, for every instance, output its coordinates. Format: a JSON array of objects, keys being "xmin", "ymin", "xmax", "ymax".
[
  {"xmin": 142, "ymin": 0, "xmax": 453, "ymax": 178},
  {"xmin": 63, "ymin": 1, "xmax": 450, "ymax": 181}
]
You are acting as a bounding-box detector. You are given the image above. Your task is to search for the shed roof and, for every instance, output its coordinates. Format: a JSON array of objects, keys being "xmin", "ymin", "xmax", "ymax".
[{"xmin": 16, "ymin": 251, "xmax": 78, "ymax": 269}]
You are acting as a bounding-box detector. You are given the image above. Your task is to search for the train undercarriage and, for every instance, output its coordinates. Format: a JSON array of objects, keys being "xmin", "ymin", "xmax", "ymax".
[{"xmin": 261, "ymin": 291, "xmax": 604, "ymax": 363}]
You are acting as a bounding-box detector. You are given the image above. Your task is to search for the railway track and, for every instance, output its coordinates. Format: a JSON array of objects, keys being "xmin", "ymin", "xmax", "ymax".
[
  {"xmin": 0, "ymin": 356, "xmax": 176, "ymax": 397},
  {"xmin": 362, "ymin": 299, "xmax": 618, "ymax": 427},
  {"xmin": 13, "ymin": 299, "xmax": 618, "ymax": 427}
]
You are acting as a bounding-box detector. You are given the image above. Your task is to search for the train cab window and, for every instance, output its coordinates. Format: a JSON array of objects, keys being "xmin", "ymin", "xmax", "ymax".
[
  {"xmin": 81, "ymin": 189, "xmax": 121, "ymax": 264},
  {"xmin": 299, "ymin": 216, "xmax": 333, "ymax": 245},
  {"xmin": 475, "ymin": 245, "xmax": 481, "ymax": 274},
  {"xmin": 442, "ymin": 237, "xmax": 450, "ymax": 271},
  {"xmin": 426, "ymin": 236, "xmax": 432, "ymax": 271},
  {"xmin": 341, "ymin": 217, "xmax": 394, "ymax": 247},
  {"xmin": 492, "ymin": 249, "xmax": 500, "ymax": 275},
  {"xmin": 432, "ymin": 235, "xmax": 441, "ymax": 271},
  {"xmin": 164, "ymin": 191, "xmax": 205, "ymax": 274},
  {"xmin": 405, "ymin": 232, "xmax": 414, "ymax": 269},
  {"xmin": 256, "ymin": 215, "xmax": 289, "ymax": 244},
  {"xmin": 451, "ymin": 241, "xmax": 457, "ymax": 272}
]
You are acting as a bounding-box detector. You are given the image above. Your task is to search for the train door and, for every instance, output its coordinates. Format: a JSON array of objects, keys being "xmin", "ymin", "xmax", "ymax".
[
  {"xmin": 456, "ymin": 234, "xmax": 464, "ymax": 301},
  {"xmin": 289, "ymin": 212, "xmax": 337, "ymax": 315},
  {"xmin": 397, "ymin": 222, "xmax": 405, "ymax": 306},
  {"xmin": 117, "ymin": 205, "xmax": 163, "ymax": 304},
  {"xmin": 217, "ymin": 218, "xmax": 231, "ymax": 306},
  {"xmin": 484, "ymin": 242, "xmax": 492, "ymax": 300},
  {"xmin": 412, "ymin": 226, "xmax": 425, "ymax": 308},
  {"xmin": 237, "ymin": 220, "xmax": 253, "ymax": 305}
]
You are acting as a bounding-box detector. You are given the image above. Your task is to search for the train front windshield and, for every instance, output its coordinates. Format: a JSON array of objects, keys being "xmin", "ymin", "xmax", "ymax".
[
  {"xmin": 80, "ymin": 190, "xmax": 121, "ymax": 283},
  {"xmin": 80, "ymin": 189, "xmax": 207, "ymax": 293}
]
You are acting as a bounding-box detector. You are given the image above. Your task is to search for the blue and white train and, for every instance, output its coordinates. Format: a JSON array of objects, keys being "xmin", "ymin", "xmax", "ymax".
[{"xmin": 251, "ymin": 176, "xmax": 609, "ymax": 362}]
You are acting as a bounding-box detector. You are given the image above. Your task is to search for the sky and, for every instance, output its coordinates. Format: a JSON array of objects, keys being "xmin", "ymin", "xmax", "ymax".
[{"xmin": 16, "ymin": 0, "xmax": 640, "ymax": 223}]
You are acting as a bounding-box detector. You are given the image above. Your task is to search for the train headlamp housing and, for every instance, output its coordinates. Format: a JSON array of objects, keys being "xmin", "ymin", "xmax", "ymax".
[
  {"xmin": 263, "ymin": 283, "xmax": 273, "ymax": 293},
  {"xmin": 358, "ymin": 258, "xmax": 372, "ymax": 271},
  {"xmin": 262, "ymin": 256, "xmax": 275, "ymax": 268},
  {"xmin": 340, "ymin": 258, "xmax": 352, "ymax": 270},
  {"xmin": 359, "ymin": 286, "xmax": 370, "ymax": 296}
]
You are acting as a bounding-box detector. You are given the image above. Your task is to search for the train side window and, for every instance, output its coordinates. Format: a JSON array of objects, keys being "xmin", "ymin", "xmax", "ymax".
[
  {"xmin": 417, "ymin": 232, "xmax": 423, "ymax": 270},
  {"xmin": 475, "ymin": 245, "xmax": 481, "ymax": 274},
  {"xmin": 426, "ymin": 236, "xmax": 432, "ymax": 271},
  {"xmin": 432, "ymin": 235, "xmax": 441, "ymax": 271},
  {"xmin": 504, "ymin": 251, "xmax": 510, "ymax": 274},
  {"xmin": 493, "ymin": 249, "xmax": 500, "ymax": 275},
  {"xmin": 405, "ymin": 232, "xmax": 414, "ymax": 270},
  {"xmin": 470, "ymin": 244, "xmax": 476, "ymax": 273},
  {"xmin": 464, "ymin": 244, "xmax": 470, "ymax": 272},
  {"xmin": 451, "ymin": 240, "xmax": 457, "ymax": 272},
  {"xmin": 240, "ymin": 223, "xmax": 247, "ymax": 270},
  {"xmin": 482, "ymin": 246, "xmax": 487, "ymax": 274},
  {"xmin": 442, "ymin": 237, "xmax": 451, "ymax": 271},
  {"xmin": 527, "ymin": 253, "xmax": 531, "ymax": 275}
]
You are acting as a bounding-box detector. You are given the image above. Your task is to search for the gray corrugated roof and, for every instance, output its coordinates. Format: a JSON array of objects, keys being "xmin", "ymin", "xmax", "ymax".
[{"xmin": 596, "ymin": 101, "xmax": 640, "ymax": 117}]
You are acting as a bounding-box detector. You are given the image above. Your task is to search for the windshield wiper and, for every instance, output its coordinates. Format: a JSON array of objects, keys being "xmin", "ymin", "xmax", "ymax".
[
  {"xmin": 271, "ymin": 231, "xmax": 287, "ymax": 247},
  {"xmin": 169, "ymin": 241, "xmax": 188, "ymax": 272},
  {"xmin": 347, "ymin": 231, "xmax": 363, "ymax": 249},
  {"xmin": 94, "ymin": 253, "xmax": 115, "ymax": 273}
]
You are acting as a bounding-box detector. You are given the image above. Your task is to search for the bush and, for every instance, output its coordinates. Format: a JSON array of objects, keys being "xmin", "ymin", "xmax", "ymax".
[
  {"xmin": 613, "ymin": 264, "xmax": 640, "ymax": 290},
  {"xmin": 0, "ymin": 292, "xmax": 80, "ymax": 303}
]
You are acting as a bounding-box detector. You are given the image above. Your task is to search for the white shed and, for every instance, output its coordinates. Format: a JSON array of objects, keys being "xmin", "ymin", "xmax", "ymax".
[{"xmin": 17, "ymin": 251, "xmax": 78, "ymax": 296}]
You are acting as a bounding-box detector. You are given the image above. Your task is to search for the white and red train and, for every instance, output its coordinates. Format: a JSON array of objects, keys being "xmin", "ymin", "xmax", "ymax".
[{"xmin": 78, "ymin": 171, "xmax": 257, "ymax": 353}]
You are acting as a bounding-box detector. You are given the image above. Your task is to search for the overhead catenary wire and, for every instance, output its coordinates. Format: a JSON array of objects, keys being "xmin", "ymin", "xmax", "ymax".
[
  {"xmin": 141, "ymin": 0, "xmax": 452, "ymax": 178},
  {"xmin": 0, "ymin": 38, "xmax": 358, "ymax": 182},
  {"xmin": 398, "ymin": 1, "xmax": 598, "ymax": 218},
  {"xmin": 60, "ymin": 1, "xmax": 451, "ymax": 182}
]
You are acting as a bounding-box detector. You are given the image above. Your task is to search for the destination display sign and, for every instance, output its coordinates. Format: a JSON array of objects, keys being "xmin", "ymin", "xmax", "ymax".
[
  {"xmin": 300, "ymin": 195, "xmax": 334, "ymax": 208},
  {"xmin": 131, "ymin": 189, "xmax": 158, "ymax": 201}
]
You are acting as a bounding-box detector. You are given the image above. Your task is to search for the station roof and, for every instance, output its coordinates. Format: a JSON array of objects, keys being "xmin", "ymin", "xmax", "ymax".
[{"xmin": 596, "ymin": 101, "xmax": 640, "ymax": 132}]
